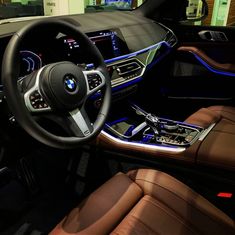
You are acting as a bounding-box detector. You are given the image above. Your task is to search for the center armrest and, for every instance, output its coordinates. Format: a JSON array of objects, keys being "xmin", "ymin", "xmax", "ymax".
[{"xmin": 197, "ymin": 120, "xmax": 235, "ymax": 171}]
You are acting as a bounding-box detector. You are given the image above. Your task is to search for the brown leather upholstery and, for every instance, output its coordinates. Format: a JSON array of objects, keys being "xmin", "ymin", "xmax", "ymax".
[
  {"xmin": 184, "ymin": 105, "xmax": 235, "ymax": 170},
  {"xmin": 50, "ymin": 169, "xmax": 235, "ymax": 235},
  {"xmin": 185, "ymin": 105, "xmax": 235, "ymax": 128},
  {"xmin": 185, "ymin": 107, "xmax": 221, "ymax": 128},
  {"xmin": 177, "ymin": 46, "xmax": 235, "ymax": 73}
]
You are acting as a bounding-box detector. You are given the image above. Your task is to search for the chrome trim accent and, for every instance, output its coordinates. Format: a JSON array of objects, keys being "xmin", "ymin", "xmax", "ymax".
[
  {"xmin": 132, "ymin": 122, "xmax": 147, "ymax": 136},
  {"xmin": 199, "ymin": 123, "xmax": 216, "ymax": 141},
  {"xmin": 157, "ymin": 22, "xmax": 178, "ymax": 47},
  {"xmin": 24, "ymin": 67, "xmax": 51, "ymax": 113},
  {"xmin": 101, "ymin": 130, "xmax": 186, "ymax": 153},
  {"xmin": 70, "ymin": 108, "xmax": 91, "ymax": 137},
  {"xmin": 198, "ymin": 30, "xmax": 228, "ymax": 42}
]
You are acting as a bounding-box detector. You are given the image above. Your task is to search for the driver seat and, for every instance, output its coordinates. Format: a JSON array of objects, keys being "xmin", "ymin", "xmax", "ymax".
[{"xmin": 50, "ymin": 169, "xmax": 235, "ymax": 235}]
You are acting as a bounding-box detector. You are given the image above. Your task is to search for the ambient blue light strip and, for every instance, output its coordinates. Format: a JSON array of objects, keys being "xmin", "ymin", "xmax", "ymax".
[
  {"xmin": 106, "ymin": 117, "xmax": 128, "ymax": 126},
  {"xmin": 105, "ymin": 41, "xmax": 170, "ymax": 64},
  {"xmin": 193, "ymin": 54, "xmax": 235, "ymax": 77},
  {"xmin": 111, "ymin": 43, "xmax": 172, "ymax": 92},
  {"xmin": 86, "ymin": 41, "xmax": 171, "ymax": 68}
]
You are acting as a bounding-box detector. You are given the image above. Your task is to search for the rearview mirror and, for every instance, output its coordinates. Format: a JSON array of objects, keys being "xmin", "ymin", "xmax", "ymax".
[{"xmin": 186, "ymin": 0, "xmax": 208, "ymax": 21}]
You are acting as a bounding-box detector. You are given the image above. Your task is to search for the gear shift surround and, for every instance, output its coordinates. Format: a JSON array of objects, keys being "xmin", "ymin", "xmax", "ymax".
[{"xmin": 142, "ymin": 110, "xmax": 203, "ymax": 146}]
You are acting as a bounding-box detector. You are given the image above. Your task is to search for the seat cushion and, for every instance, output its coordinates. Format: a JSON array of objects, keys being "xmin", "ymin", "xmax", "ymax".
[
  {"xmin": 50, "ymin": 169, "xmax": 235, "ymax": 235},
  {"xmin": 112, "ymin": 195, "xmax": 198, "ymax": 235}
]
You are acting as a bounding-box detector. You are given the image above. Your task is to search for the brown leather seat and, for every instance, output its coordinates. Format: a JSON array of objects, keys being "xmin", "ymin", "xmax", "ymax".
[
  {"xmin": 185, "ymin": 106, "xmax": 235, "ymax": 171},
  {"xmin": 185, "ymin": 105, "xmax": 235, "ymax": 128},
  {"xmin": 50, "ymin": 169, "xmax": 235, "ymax": 235}
]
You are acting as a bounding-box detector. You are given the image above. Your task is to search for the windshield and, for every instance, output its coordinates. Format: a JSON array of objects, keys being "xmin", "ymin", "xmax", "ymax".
[{"xmin": 0, "ymin": 0, "xmax": 146, "ymax": 20}]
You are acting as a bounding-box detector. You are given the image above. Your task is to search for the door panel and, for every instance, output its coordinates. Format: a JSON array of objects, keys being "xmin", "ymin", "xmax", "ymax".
[{"xmin": 159, "ymin": 24, "xmax": 235, "ymax": 109}]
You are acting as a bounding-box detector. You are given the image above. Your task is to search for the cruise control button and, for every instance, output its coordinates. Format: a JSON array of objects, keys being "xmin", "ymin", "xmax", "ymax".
[
  {"xmin": 87, "ymin": 73, "xmax": 102, "ymax": 90},
  {"xmin": 29, "ymin": 91, "xmax": 48, "ymax": 110}
]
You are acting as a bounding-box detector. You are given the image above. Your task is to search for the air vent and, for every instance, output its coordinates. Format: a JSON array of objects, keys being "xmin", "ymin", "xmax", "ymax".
[
  {"xmin": 109, "ymin": 58, "xmax": 145, "ymax": 87},
  {"xmin": 116, "ymin": 61, "xmax": 141, "ymax": 76}
]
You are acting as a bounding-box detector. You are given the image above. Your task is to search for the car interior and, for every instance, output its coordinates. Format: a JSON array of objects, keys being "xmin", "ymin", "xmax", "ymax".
[{"xmin": 1, "ymin": 0, "xmax": 235, "ymax": 234}]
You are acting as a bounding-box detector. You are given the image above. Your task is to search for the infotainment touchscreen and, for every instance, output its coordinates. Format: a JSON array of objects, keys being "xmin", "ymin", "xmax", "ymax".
[
  {"xmin": 87, "ymin": 30, "xmax": 124, "ymax": 60},
  {"xmin": 63, "ymin": 29, "xmax": 129, "ymax": 61}
]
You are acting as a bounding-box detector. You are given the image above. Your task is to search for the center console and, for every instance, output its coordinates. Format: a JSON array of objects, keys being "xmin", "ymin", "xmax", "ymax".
[{"xmin": 104, "ymin": 103, "xmax": 204, "ymax": 151}]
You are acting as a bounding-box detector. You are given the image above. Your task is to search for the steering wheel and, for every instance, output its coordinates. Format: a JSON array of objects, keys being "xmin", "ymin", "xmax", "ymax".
[{"xmin": 1, "ymin": 19, "xmax": 111, "ymax": 149}]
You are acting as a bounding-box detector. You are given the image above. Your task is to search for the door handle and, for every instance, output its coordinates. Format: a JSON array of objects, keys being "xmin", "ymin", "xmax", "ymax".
[{"xmin": 198, "ymin": 30, "xmax": 228, "ymax": 41}]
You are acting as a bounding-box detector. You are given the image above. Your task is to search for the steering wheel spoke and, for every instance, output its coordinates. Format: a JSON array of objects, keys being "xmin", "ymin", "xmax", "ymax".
[
  {"xmin": 23, "ymin": 69, "xmax": 51, "ymax": 113},
  {"xmin": 83, "ymin": 70, "xmax": 106, "ymax": 97},
  {"xmin": 68, "ymin": 107, "xmax": 93, "ymax": 137}
]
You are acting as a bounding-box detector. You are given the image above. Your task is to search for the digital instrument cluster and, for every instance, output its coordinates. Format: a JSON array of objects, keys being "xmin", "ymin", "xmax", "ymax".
[
  {"xmin": 0, "ymin": 49, "xmax": 43, "ymax": 91},
  {"xmin": 19, "ymin": 50, "xmax": 43, "ymax": 77},
  {"xmin": 0, "ymin": 29, "xmax": 129, "ymax": 90}
]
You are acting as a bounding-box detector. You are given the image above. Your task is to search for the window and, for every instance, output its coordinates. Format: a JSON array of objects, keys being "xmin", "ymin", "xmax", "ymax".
[{"xmin": 0, "ymin": 0, "xmax": 146, "ymax": 20}]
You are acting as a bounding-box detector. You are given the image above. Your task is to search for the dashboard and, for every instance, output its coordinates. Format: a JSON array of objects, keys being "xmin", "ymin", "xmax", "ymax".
[
  {"xmin": 0, "ymin": 12, "xmax": 177, "ymax": 95},
  {"xmin": 15, "ymin": 29, "xmax": 130, "ymax": 79}
]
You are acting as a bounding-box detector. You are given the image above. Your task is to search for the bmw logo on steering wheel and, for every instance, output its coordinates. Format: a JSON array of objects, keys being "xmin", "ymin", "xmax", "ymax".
[{"xmin": 64, "ymin": 75, "xmax": 78, "ymax": 92}]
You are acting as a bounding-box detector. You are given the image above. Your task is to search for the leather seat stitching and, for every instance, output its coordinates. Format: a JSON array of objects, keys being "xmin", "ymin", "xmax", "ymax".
[
  {"xmin": 128, "ymin": 214, "xmax": 161, "ymax": 235},
  {"xmin": 141, "ymin": 196, "xmax": 200, "ymax": 235},
  {"xmin": 134, "ymin": 178, "xmax": 235, "ymax": 229}
]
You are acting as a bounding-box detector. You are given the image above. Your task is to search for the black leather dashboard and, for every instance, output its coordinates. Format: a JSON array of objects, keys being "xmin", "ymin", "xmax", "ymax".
[
  {"xmin": 0, "ymin": 11, "xmax": 177, "ymax": 93},
  {"xmin": 0, "ymin": 12, "xmax": 171, "ymax": 51}
]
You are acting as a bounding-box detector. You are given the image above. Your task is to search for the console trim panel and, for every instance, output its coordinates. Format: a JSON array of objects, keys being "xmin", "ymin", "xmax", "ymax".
[
  {"xmin": 100, "ymin": 130, "xmax": 186, "ymax": 154},
  {"xmin": 199, "ymin": 123, "xmax": 216, "ymax": 141}
]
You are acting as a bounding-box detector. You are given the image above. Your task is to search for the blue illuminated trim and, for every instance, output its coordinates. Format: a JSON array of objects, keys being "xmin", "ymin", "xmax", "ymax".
[
  {"xmin": 142, "ymin": 134, "xmax": 153, "ymax": 143},
  {"xmin": 106, "ymin": 117, "xmax": 128, "ymax": 126},
  {"xmin": 86, "ymin": 41, "xmax": 171, "ymax": 68},
  {"xmin": 146, "ymin": 46, "xmax": 171, "ymax": 71},
  {"xmin": 105, "ymin": 41, "xmax": 170, "ymax": 64},
  {"xmin": 124, "ymin": 125, "xmax": 135, "ymax": 136},
  {"xmin": 110, "ymin": 42, "xmax": 171, "ymax": 92},
  {"xmin": 89, "ymin": 41, "xmax": 171, "ymax": 94},
  {"xmin": 193, "ymin": 54, "xmax": 235, "ymax": 77}
]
